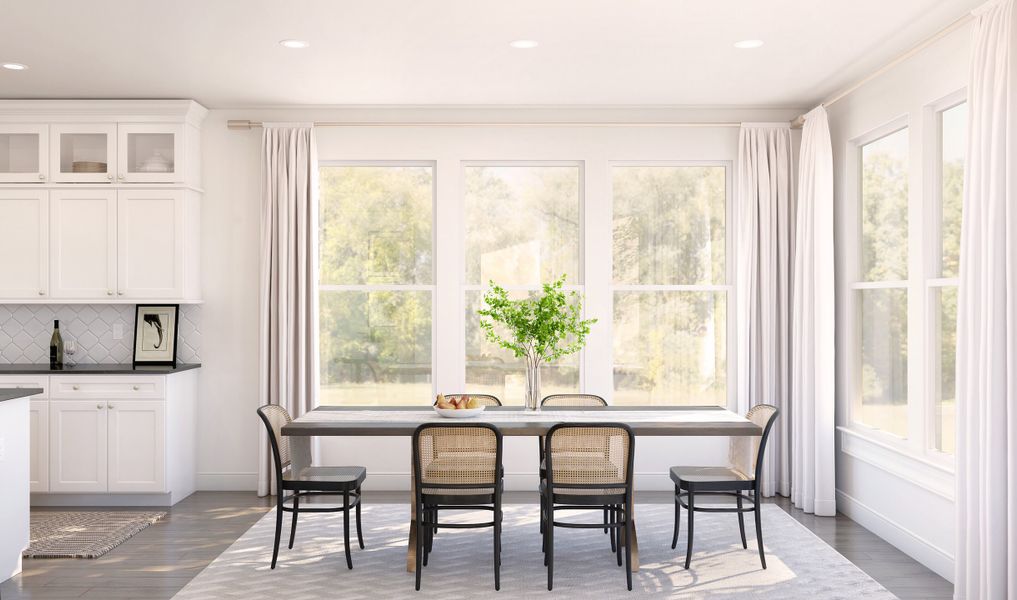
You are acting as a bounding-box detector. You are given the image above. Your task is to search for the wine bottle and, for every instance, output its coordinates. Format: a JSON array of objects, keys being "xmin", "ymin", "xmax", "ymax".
[{"xmin": 50, "ymin": 320, "xmax": 64, "ymax": 369}]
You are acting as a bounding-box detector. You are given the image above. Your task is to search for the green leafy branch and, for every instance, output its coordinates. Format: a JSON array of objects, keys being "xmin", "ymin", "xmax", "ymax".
[{"xmin": 477, "ymin": 275, "xmax": 597, "ymax": 369}]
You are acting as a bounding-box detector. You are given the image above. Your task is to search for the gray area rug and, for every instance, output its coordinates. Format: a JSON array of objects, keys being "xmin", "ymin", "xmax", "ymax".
[
  {"xmin": 24, "ymin": 511, "xmax": 165, "ymax": 559},
  {"xmin": 174, "ymin": 504, "xmax": 896, "ymax": 598}
]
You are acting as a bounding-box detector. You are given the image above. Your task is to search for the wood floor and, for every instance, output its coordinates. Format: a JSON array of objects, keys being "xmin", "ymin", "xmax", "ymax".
[{"xmin": 0, "ymin": 491, "xmax": 952, "ymax": 599}]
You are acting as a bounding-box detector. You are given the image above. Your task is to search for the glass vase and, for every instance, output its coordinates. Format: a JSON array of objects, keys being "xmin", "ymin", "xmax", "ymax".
[{"xmin": 525, "ymin": 359, "xmax": 541, "ymax": 411}]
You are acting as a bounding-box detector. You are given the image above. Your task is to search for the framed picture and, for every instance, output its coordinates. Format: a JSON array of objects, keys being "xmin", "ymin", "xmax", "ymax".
[{"xmin": 132, "ymin": 304, "xmax": 179, "ymax": 367}]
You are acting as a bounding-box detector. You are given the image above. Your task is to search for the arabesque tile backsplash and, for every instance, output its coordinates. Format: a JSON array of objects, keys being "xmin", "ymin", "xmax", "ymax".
[{"xmin": 0, "ymin": 304, "xmax": 200, "ymax": 364}]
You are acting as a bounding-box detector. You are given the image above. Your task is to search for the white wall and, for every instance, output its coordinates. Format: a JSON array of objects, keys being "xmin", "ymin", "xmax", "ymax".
[
  {"xmin": 196, "ymin": 106, "xmax": 801, "ymax": 492},
  {"xmin": 827, "ymin": 24, "xmax": 971, "ymax": 582}
]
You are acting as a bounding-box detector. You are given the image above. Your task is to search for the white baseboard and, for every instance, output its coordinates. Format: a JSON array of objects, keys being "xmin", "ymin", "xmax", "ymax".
[
  {"xmin": 836, "ymin": 489, "xmax": 954, "ymax": 582},
  {"xmin": 197, "ymin": 471, "xmax": 259, "ymax": 491},
  {"xmin": 31, "ymin": 493, "xmax": 174, "ymax": 507}
]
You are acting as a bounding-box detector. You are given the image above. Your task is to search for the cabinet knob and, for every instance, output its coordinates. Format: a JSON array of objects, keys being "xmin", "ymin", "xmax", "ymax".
[
  {"xmin": 118, "ymin": 173, "xmax": 125, "ymax": 180},
  {"xmin": 97, "ymin": 404, "xmax": 103, "ymax": 409},
  {"xmin": 107, "ymin": 290, "xmax": 113, "ymax": 296},
  {"xmin": 72, "ymin": 385, "xmax": 80, "ymax": 390},
  {"xmin": 38, "ymin": 290, "xmax": 45, "ymax": 295},
  {"xmin": 132, "ymin": 385, "xmax": 139, "ymax": 391},
  {"xmin": 107, "ymin": 403, "xmax": 114, "ymax": 409},
  {"xmin": 118, "ymin": 291, "xmax": 124, "ymax": 296},
  {"xmin": 107, "ymin": 174, "xmax": 114, "ymax": 181},
  {"xmin": 38, "ymin": 173, "xmax": 45, "ymax": 180}
]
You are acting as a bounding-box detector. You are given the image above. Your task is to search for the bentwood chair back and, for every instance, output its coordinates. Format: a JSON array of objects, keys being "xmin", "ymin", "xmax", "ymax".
[
  {"xmin": 540, "ymin": 393, "xmax": 607, "ymax": 407},
  {"xmin": 412, "ymin": 423, "xmax": 504, "ymax": 591},
  {"xmin": 542, "ymin": 423, "xmax": 635, "ymax": 591}
]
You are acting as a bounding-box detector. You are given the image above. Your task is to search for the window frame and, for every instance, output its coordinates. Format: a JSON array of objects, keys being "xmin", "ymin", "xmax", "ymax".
[
  {"xmin": 923, "ymin": 90, "xmax": 966, "ymax": 464},
  {"xmin": 607, "ymin": 160, "xmax": 736, "ymax": 410},
  {"xmin": 317, "ymin": 159, "xmax": 439, "ymax": 406},
  {"xmin": 459, "ymin": 160, "xmax": 588, "ymax": 397}
]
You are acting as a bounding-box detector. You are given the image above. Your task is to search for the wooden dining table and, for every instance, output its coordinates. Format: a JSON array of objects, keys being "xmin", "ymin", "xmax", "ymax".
[{"xmin": 282, "ymin": 405, "xmax": 761, "ymax": 573}]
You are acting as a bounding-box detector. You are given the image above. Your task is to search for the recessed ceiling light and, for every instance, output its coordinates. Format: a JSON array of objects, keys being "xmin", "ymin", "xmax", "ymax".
[
  {"xmin": 509, "ymin": 39, "xmax": 539, "ymax": 49},
  {"xmin": 733, "ymin": 39, "xmax": 764, "ymax": 49},
  {"xmin": 279, "ymin": 39, "xmax": 310, "ymax": 49},
  {"xmin": 2, "ymin": 63, "xmax": 28, "ymax": 71}
]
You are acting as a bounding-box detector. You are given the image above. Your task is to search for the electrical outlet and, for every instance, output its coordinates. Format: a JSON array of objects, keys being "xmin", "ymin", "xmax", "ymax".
[{"xmin": 113, "ymin": 323, "xmax": 124, "ymax": 340}]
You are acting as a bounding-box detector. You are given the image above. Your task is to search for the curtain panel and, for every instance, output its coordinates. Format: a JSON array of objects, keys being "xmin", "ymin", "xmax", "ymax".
[
  {"xmin": 790, "ymin": 106, "xmax": 836, "ymax": 517},
  {"xmin": 955, "ymin": 1, "xmax": 1017, "ymax": 596},
  {"xmin": 258, "ymin": 124, "xmax": 320, "ymax": 497},
  {"xmin": 736, "ymin": 123, "xmax": 794, "ymax": 498}
]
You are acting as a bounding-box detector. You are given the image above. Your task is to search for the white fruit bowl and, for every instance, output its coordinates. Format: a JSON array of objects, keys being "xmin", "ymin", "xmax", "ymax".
[{"xmin": 434, "ymin": 406, "xmax": 486, "ymax": 418}]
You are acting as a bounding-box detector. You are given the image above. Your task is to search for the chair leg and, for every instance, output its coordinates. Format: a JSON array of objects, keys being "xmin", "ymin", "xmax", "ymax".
[
  {"xmin": 541, "ymin": 494, "xmax": 547, "ymax": 556},
  {"xmin": 493, "ymin": 505, "xmax": 502, "ymax": 591},
  {"xmin": 288, "ymin": 494, "xmax": 299, "ymax": 549},
  {"xmin": 270, "ymin": 495, "xmax": 284, "ymax": 569},
  {"xmin": 615, "ymin": 506, "xmax": 623, "ymax": 567},
  {"xmin": 546, "ymin": 505, "xmax": 554, "ymax": 591},
  {"xmin": 422, "ymin": 506, "xmax": 430, "ymax": 567},
  {"xmin": 603, "ymin": 506, "xmax": 609, "ymax": 534},
  {"xmin": 624, "ymin": 502, "xmax": 633, "ymax": 591},
  {"xmin": 737, "ymin": 494, "xmax": 747, "ymax": 549},
  {"xmin": 355, "ymin": 487, "xmax": 365, "ymax": 549},
  {"xmin": 609, "ymin": 504, "xmax": 617, "ymax": 554},
  {"xmin": 414, "ymin": 505, "xmax": 424, "ymax": 591},
  {"xmin": 754, "ymin": 491, "xmax": 767, "ymax": 569},
  {"xmin": 343, "ymin": 490, "xmax": 353, "ymax": 570},
  {"xmin": 671, "ymin": 486, "xmax": 680, "ymax": 549},
  {"xmin": 684, "ymin": 488, "xmax": 695, "ymax": 569}
]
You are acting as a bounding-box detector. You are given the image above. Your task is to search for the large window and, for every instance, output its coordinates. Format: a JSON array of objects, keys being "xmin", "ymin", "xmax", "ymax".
[
  {"xmin": 463, "ymin": 163, "xmax": 582, "ymax": 403},
  {"xmin": 318, "ymin": 163, "xmax": 435, "ymax": 405},
  {"xmin": 854, "ymin": 127, "xmax": 910, "ymax": 438},
  {"xmin": 930, "ymin": 102, "xmax": 966, "ymax": 455},
  {"xmin": 611, "ymin": 165, "xmax": 729, "ymax": 406}
]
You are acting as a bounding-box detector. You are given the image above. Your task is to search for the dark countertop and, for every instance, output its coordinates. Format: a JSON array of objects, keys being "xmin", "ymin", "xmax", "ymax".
[
  {"xmin": 0, "ymin": 363, "xmax": 201, "ymax": 375},
  {"xmin": 0, "ymin": 388, "xmax": 44, "ymax": 403}
]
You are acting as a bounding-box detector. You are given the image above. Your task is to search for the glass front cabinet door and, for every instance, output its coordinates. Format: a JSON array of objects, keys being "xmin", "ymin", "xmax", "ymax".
[
  {"xmin": 117, "ymin": 123, "xmax": 184, "ymax": 183},
  {"xmin": 0, "ymin": 124, "xmax": 48, "ymax": 183},
  {"xmin": 51, "ymin": 123, "xmax": 117, "ymax": 183}
]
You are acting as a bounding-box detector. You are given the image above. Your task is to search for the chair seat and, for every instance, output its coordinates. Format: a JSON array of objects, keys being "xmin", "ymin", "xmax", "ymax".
[
  {"xmin": 283, "ymin": 466, "xmax": 366, "ymax": 491},
  {"xmin": 669, "ymin": 466, "xmax": 753, "ymax": 490},
  {"xmin": 542, "ymin": 454, "xmax": 623, "ymax": 478}
]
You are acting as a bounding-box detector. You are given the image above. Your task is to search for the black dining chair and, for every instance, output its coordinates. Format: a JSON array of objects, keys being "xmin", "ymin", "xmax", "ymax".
[
  {"xmin": 257, "ymin": 405, "xmax": 367, "ymax": 570},
  {"xmin": 412, "ymin": 422, "xmax": 504, "ymax": 591},
  {"xmin": 537, "ymin": 394, "xmax": 615, "ymax": 549},
  {"xmin": 541, "ymin": 423, "xmax": 635, "ymax": 591},
  {"xmin": 669, "ymin": 404, "xmax": 779, "ymax": 569}
]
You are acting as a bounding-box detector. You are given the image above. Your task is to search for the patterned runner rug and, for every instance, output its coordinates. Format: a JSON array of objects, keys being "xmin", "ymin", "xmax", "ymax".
[
  {"xmin": 174, "ymin": 504, "xmax": 896, "ymax": 599},
  {"xmin": 24, "ymin": 511, "xmax": 165, "ymax": 559}
]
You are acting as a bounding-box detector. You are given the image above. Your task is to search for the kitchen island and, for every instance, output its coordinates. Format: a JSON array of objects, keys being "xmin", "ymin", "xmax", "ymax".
[{"xmin": 0, "ymin": 387, "xmax": 43, "ymax": 584}]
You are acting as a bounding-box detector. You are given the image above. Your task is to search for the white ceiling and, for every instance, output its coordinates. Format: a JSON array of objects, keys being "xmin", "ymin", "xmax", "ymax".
[{"xmin": 0, "ymin": 0, "xmax": 982, "ymax": 109}]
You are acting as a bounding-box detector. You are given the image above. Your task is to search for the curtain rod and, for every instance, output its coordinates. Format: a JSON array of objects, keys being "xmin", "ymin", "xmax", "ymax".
[
  {"xmin": 792, "ymin": 12, "xmax": 974, "ymax": 127},
  {"xmin": 227, "ymin": 119, "xmax": 742, "ymax": 130}
]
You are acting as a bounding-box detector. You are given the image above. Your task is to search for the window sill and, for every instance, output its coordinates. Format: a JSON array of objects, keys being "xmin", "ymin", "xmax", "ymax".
[{"xmin": 837, "ymin": 426, "xmax": 955, "ymax": 501}]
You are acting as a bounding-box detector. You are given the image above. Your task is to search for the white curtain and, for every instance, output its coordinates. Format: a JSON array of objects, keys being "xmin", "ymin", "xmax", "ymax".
[
  {"xmin": 736, "ymin": 123, "xmax": 794, "ymax": 498},
  {"xmin": 258, "ymin": 124, "xmax": 320, "ymax": 497},
  {"xmin": 789, "ymin": 106, "xmax": 836, "ymax": 516},
  {"xmin": 956, "ymin": 1, "xmax": 1017, "ymax": 596}
]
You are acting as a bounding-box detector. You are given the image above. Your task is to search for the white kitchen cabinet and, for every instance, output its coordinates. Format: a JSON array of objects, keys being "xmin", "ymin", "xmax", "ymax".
[
  {"xmin": 49, "ymin": 189, "xmax": 117, "ymax": 299},
  {"xmin": 107, "ymin": 400, "xmax": 166, "ymax": 493},
  {"xmin": 0, "ymin": 124, "xmax": 48, "ymax": 183},
  {"xmin": 50, "ymin": 123, "xmax": 117, "ymax": 183},
  {"xmin": 28, "ymin": 371, "xmax": 198, "ymax": 506},
  {"xmin": 29, "ymin": 400, "xmax": 49, "ymax": 493},
  {"xmin": 117, "ymin": 189, "xmax": 185, "ymax": 298},
  {"xmin": 49, "ymin": 400, "xmax": 109, "ymax": 493},
  {"xmin": 0, "ymin": 189, "xmax": 48, "ymax": 299},
  {"xmin": 117, "ymin": 123, "xmax": 184, "ymax": 183}
]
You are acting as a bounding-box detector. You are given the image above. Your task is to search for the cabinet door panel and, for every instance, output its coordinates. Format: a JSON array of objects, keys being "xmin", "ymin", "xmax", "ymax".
[
  {"xmin": 30, "ymin": 400, "xmax": 49, "ymax": 492},
  {"xmin": 49, "ymin": 400, "xmax": 107, "ymax": 493},
  {"xmin": 50, "ymin": 190, "xmax": 117, "ymax": 299},
  {"xmin": 0, "ymin": 190, "xmax": 48, "ymax": 299},
  {"xmin": 117, "ymin": 190, "xmax": 183, "ymax": 298},
  {"xmin": 117, "ymin": 124, "xmax": 183, "ymax": 183},
  {"xmin": 0, "ymin": 124, "xmax": 48, "ymax": 183},
  {"xmin": 50, "ymin": 123, "xmax": 117, "ymax": 183},
  {"xmin": 107, "ymin": 400, "xmax": 166, "ymax": 493}
]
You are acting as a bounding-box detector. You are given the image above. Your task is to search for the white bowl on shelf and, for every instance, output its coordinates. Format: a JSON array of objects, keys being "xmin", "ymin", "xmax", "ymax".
[{"xmin": 433, "ymin": 406, "xmax": 485, "ymax": 418}]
